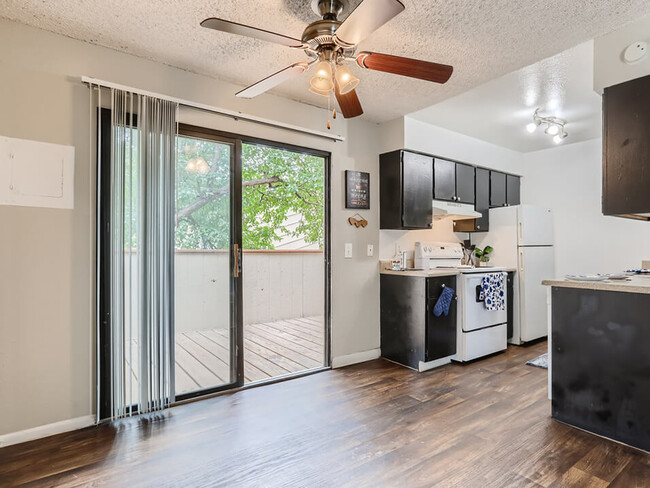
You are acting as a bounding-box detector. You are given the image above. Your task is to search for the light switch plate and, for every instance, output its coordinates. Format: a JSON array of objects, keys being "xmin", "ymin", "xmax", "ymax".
[
  {"xmin": 344, "ymin": 243, "xmax": 353, "ymax": 259},
  {"xmin": 367, "ymin": 244, "xmax": 374, "ymax": 257}
]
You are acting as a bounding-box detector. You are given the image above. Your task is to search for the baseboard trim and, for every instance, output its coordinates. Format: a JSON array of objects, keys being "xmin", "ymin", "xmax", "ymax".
[
  {"xmin": 332, "ymin": 348, "xmax": 381, "ymax": 368},
  {"xmin": 0, "ymin": 415, "xmax": 95, "ymax": 448}
]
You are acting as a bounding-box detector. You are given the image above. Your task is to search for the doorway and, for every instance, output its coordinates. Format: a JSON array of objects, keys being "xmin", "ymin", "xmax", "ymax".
[{"xmin": 174, "ymin": 126, "xmax": 330, "ymax": 398}]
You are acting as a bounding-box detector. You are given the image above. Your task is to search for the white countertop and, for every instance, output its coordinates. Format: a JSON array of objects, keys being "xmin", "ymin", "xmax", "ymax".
[
  {"xmin": 543, "ymin": 276, "xmax": 650, "ymax": 295},
  {"xmin": 380, "ymin": 266, "xmax": 516, "ymax": 278},
  {"xmin": 380, "ymin": 268, "xmax": 460, "ymax": 278}
]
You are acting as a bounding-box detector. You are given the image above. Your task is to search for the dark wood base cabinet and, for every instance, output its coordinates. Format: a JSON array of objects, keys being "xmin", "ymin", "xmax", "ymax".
[
  {"xmin": 551, "ymin": 286, "xmax": 650, "ymax": 451},
  {"xmin": 380, "ymin": 274, "xmax": 457, "ymax": 370}
]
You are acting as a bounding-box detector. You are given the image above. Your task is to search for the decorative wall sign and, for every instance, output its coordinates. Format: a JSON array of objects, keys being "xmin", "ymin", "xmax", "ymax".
[{"xmin": 345, "ymin": 170, "xmax": 369, "ymax": 209}]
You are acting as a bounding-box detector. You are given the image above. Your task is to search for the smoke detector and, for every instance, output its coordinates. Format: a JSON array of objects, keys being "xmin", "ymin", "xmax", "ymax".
[{"xmin": 623, "ymin": 41, "xmax": 648, "ymax": 64}]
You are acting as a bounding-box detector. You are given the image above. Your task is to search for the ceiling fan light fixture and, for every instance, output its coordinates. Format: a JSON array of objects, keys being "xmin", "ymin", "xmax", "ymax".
[
  {"xmin": 309, "ymin": 85, "xmax": 331, "ymax": 97},
  {"xmin": 334, "ymin": 65, "xmax": 360, "ymax": 95},
  {"xmin": 310, "ymin": 60, "xmax": 334, "ymax": 92}
]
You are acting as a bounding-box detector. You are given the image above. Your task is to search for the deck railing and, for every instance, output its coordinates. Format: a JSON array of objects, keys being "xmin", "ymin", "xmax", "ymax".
[{"xmin": 173, "ymin": 250, "xmax": 324, "ymax": 333}]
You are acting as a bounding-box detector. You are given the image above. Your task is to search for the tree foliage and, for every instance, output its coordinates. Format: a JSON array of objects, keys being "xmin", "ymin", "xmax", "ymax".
[{"xmin": 174, "ymin": 136, "xmax": 324, "ymax": 250}]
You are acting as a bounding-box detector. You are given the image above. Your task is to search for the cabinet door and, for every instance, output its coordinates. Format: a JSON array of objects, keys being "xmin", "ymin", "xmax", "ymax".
[
  {"xmin": 456, "ymin": 163, "xmax": 476, "ymax": 204},
  {"xmin": 474, "ymin": 168, "xmax": 490, "ymax": 231},
  {"xmin": 425, "ymin": 276, "xmax": 457, "ymax": 361},
  {"xmin": 402, "ymin": 151, "xmax": 433, "ymax": 228},
  {"xmin": 506, "ymin": 175, "xmax": 520, "ymax": 205},
  {"xmin": 434, "ymin": 158, "xmax": 456, "ymax": 201},
  {"xmin": 603, "ymin": 75, "xmax": 650, "ymax": 217},
  {"xmin": 490, "ymin": 171, "xmax": 507, "ymax": 207}
]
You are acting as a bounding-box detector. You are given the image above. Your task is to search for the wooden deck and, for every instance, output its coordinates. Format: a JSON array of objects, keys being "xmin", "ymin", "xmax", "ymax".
[{"xmin": 175, "ymin": 316, "xmax": 324, "ymax": 393}]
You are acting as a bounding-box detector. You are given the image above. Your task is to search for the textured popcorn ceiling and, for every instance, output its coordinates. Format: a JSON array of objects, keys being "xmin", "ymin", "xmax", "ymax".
[
  {"xmin": 409, "ymin": 41, "xmax": 603, "ymax": 153},
  {"xmin": 1, "ymin": 0, "xmax": 649, "ymax": 122}
]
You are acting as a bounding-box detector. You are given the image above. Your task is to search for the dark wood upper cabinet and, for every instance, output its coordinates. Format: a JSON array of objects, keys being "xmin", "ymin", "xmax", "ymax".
[
  {"xmin": 506, "ymin": 175, "xmax": 521, "ymax": 205},
  {"xmin": 434, "ymin": 158, "xmax": 475, "ymax": 204},
  {"xmin": 433, "ymin": 158, "xmax": 456, "ymax": 201},
  {"xmin": 603, "ymin": 74, "xmax": 650, "ymax": 220},
  {"xmin": 380, "ymin": 150, "xmax": 433, "ymax": 229},
  {"xmin": 454, "ymin": 167, "xmax": 489, "ymax": 233},
  {"xmin": 456, "ymin": 163, "xmax": 475, "ymax": 204},
  {"xmin": 490, "ymin": 171, "xmax": 507, "ymax": 207}
]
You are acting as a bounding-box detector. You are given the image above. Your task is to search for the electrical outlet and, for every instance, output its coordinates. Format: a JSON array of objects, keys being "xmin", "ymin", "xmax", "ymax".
[
  {"xmin": 344, "ymin": 243, "xmax": 353, "ymax": 259},
  {"xmin": 367, "ymin": 244, "xmax": 374, "ymax": 257}
]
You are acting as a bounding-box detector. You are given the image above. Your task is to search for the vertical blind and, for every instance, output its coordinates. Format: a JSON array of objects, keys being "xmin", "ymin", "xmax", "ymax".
[{"xmin": 95, "ymin": 86, "xmax": 178, "ymax": 419}]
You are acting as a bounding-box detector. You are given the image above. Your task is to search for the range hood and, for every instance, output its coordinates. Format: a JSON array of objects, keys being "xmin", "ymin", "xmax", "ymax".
[{"xmin": 433, "ymin": 200, "xmax": 482, "ymax": 220}]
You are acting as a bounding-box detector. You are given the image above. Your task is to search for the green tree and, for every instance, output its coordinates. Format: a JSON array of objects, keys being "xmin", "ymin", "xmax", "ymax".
[{"xmin": 175, "ymin": 137, "xmax": 324, "ymax": 250}]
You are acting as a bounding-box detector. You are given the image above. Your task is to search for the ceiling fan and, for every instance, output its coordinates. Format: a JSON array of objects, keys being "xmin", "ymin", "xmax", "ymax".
[{"xmin": 200, "ymin": 0, "xmax": 453, "ymax": 120}]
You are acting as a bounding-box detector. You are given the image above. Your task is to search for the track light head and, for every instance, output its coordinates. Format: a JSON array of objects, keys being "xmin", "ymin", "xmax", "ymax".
[{"xmin": 528, "ymin": 108, "xmax": 567, "ymax": 143}]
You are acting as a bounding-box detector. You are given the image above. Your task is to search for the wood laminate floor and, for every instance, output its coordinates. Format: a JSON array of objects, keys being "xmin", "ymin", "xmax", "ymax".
[{"xmin": 2, "ymin": 341, "xmax": 649, "ymax": 487}]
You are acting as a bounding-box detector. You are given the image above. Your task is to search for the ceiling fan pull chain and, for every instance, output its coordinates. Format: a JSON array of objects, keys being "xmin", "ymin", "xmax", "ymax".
[{"xmin": 327, "ymin": 91, "xmax": 332, "ymax": 130}]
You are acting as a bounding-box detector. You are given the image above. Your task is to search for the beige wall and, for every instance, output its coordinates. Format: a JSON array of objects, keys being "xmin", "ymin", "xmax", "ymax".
[{"xmin": 0, "ymin": 18, "xmax": 380, "ymax": 435}]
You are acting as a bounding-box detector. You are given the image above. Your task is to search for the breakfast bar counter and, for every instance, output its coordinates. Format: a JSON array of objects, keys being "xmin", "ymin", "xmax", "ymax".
[{"xmin": 543, "ymin": 277, "xmax": 650, "ymax": 452}]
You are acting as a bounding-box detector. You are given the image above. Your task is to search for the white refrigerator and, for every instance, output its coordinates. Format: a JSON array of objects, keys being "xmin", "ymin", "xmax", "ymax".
[{"xmin": 473, "ymin": 205, "xmax": 555, "ymax": 344}]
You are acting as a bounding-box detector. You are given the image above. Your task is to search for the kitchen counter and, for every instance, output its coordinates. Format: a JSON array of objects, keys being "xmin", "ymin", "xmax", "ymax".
[
  {"xmin": 542, "ymin": 276, "xmax": 650, "ymax": 294},
  {"xmin": 380, "ymin": 266, "xmax": 516, "ymax": 278},
  {"xmin": 545, "ymin": 278, "xmax": 650, "ymax": 452},
  {"xmin": 380, "ymin": 268, "xmax": 460, "ymax": 278}
]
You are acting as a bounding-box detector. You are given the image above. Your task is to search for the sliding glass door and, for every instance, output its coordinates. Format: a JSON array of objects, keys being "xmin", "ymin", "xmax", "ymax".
[
  {"xmin": 99, "ymin": 117, "xmax": 329, "ymax": 410},
  {"xmin": 173, "ymin": 135, "xmax": 239, "ymax": 397}
]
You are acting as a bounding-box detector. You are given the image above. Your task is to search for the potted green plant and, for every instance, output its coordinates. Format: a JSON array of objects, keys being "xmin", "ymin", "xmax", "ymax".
[{"xmin": 473, "ymin": 245, "xmax": 493, "ymax": 267}]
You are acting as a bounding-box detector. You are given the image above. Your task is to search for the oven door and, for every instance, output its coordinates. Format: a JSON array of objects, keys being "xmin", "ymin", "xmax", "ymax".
[{"xmin": 462, "ymin": 273, "xmax": 507, "ymax": 332}]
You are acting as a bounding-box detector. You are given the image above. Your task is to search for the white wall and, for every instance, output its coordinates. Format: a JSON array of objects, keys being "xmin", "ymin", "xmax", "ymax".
[
  {"xmin": 0, "ymin": 18, "xmax": 380, "ymax": 437},
  {"xmin": 523, "ymin": 138, "xmax": 650, "ymax": 276},
  {"xmin": 594, "ymin": 15, "xmax": 650, "ymax": 92},
  {"xmin": 404, "ymin": 117, "xmax": 525, "ymax": 175}
]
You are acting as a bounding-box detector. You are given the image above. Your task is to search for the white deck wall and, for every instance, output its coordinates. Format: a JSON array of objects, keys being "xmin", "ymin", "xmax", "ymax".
[{"xmin": 174, "ymin": 251, "xmax": 324, "ymax": 332}]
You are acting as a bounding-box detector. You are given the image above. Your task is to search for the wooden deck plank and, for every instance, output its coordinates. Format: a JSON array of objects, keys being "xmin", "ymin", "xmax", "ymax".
[
  {"xmin": 175, "ymin": 362, "xmax": 200, "ymax": 394},
  {"xmin": 286, "ymin": 316, "xmax": 324, "ymax": 330},
  {"xmin": 246, "ymin": 323, "xmax": 323, "ymax": 363},
  {"xmin": 245, "ymin": 331, "xmax": 321, "ymax": 370},
  {"xmin": 264, "ymin": 319, "xmax": 324, "ymax": 344},
  {"xmin": 174, "ymin": 343, "xmax": 222, "ymax": 390},
  {"xmin": 243, "ymin": 336, "xmax": 306, "ymax": 374},
  {"xmin": 177, "ymin": 333, "xmax": 230, "ymax": 384},
  {"xmin": 257, "ymin": 320, "xmax": 323, "ymax": 347},
  {"xmin": 122, "ymin": 316, "xmax": 326, "ymax": 395},
  {"xmin": 198, "ymin": 329, "xmax": 271, "ymax": 384}
]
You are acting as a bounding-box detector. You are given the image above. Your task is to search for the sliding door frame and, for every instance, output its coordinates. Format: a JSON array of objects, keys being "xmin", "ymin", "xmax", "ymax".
[
  {"xmin": 177, "ymin": 124, "xmax": 333, "ymax": 389},
  {"xmin": 98, "ymin": 118, "xmax": 332, "ymax": 413},
  {"xmin": 173, "ymin": 130, "xmax": 242, "ymax": 402}
]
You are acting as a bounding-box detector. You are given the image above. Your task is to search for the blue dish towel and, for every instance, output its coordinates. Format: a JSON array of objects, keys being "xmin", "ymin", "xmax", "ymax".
[
  {"xmin": 433, "ymin": 286, "xmax": 455, "ymax": 317},
  {"xmin": 481, "ymin": 272, "xmax": 506, "ymax": 311}
]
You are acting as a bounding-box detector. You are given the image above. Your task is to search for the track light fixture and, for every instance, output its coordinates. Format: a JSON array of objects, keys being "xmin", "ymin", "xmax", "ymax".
[{"xmin": 526, "ymin": 108, "xmax": 568, "ymax": 143}]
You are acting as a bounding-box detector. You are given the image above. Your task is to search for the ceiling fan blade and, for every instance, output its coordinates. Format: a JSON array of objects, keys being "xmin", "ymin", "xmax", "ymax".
[
  {"xmin": 356, "ymin": 51, "xmax": 453, "ymax": 84},
  {"xmin": 201, "ymin": 17, "xmax": 307, "ymax": 49},
  {"xmin": 236, "ymin": 63, "xmax": 310, "ymax": 99},
  {"xmin": 335, "ymin": 82, "xmax": 364, "ymax": 118},
  {"xmin": 334, "ymin": 0, "xmax": 405, "ymax": 47}
]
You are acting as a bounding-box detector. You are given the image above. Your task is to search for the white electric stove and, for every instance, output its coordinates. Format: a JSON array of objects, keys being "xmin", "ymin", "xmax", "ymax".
[{"xmin": 414, "ymin": 242, "xmax": 508, "ymax": 362}]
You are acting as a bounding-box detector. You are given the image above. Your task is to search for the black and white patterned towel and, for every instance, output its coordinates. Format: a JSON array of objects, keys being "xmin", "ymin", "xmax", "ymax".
[{"xmin": 480, "ymin": 272, "xmax": 506, "ymax": 311}]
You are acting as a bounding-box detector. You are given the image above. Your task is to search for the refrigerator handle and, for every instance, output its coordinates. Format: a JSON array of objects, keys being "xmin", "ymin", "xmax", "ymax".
[
  {"xmin": 519, "ymin": 249, "xmax": 524, "ymax": 273},
  {"xmin": 518, "ymin": 221, "xmax": 523, "ymax": 242}
]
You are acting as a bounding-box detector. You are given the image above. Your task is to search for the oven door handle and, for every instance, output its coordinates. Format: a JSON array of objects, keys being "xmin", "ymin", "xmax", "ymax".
[{"xmin": 475, "ymin": 285, "xmax": 485, "ymax": 303}]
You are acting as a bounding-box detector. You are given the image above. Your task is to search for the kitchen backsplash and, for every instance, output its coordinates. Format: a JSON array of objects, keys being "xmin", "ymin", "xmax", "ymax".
[{"xmin": 379, "ymin": 218, "xmax": 469, "ymax": 262}]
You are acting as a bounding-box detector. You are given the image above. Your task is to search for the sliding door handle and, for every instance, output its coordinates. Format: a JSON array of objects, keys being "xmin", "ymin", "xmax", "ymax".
[{"xmin": 233, "ymin": 244, "xmax": 242, "ymax": 278}]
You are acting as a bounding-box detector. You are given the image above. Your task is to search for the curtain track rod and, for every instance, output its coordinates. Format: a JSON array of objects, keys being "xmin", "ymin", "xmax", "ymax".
[{"xmin": 81, "ymin": 76, "xmax": 345, "ymax": 143}]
